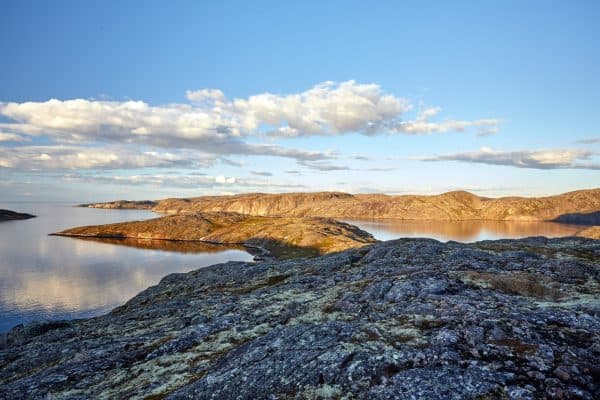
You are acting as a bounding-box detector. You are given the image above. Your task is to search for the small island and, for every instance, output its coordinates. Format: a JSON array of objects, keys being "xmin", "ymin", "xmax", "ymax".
[
  {"xmin": 0, "ymin": 209, "xmax": 35, "ymax": 222},
  {"xmin": 52, "ymin": 212, "xmax": 376, "ymax": 259}
]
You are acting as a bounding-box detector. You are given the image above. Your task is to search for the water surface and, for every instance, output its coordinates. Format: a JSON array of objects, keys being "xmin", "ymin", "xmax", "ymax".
[
  {"xmin": 0, "ymin": 205, "xmax": 584, "ymax": 333},
  {"xmin": 0, "ymin": 203, "xmax": 252, "ymax": 332},
  {"xmin": 345, "ymin": 219, "xmax": 582, "ymax": 242}
]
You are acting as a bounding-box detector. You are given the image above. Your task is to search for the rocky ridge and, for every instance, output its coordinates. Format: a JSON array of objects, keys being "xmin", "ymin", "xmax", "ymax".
[
  {"xmin": 82, "ymin": 189, "xmax": 600, "ymax": 222},
  {"xmin": 52, "ymin": 212, "xmax": 376, "ymax": 259},
  {"xmin": 1, "ymin": 237, "xmax": 598, "ymax": 399}
]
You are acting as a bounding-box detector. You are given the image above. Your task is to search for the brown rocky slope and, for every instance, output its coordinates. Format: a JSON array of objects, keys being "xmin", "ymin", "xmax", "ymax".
[
  {"xmin": 52, "ymin": 212, "xmax": 376, "ymax": 259},
  {"xmin": 84, "ymin": 189, "xmax": 600, "ymax": 222}
]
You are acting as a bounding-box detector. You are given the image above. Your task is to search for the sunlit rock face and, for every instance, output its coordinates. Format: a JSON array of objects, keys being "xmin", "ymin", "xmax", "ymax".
[
  {"xmin": 577, "ymin": 226, "xmax": 600, "ymax": 239},
  {"xmin": 1, "ymin": 237, "xmax": 598, "ymax": 399},
  {"xmin": 53, "ymin": 212, "xmax": 377, "ymax": 259}
]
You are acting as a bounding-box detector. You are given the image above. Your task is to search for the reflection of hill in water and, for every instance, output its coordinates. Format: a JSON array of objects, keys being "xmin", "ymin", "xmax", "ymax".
[
  {"xmin": 345, "ymin": 220, "xmax": 582, "ymax": 242},
  {"xmin": 75, "ymin": 237, "xmax": 246, "ymax": 253}
]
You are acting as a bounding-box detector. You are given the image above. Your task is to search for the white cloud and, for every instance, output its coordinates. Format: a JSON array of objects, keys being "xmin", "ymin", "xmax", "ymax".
[
  {"xmin": 185, "ymin": 88, "xmax": 226, "ymax": 103},
  {"xmin": 0, "ymin": 132, "xmax": 30, "ymax": 142},
  {"xmin": 0, "ymin": 81, "xmax": 498, "ymax": 144},
  {"xmin": 215, "ymin": 175, "xmax": 236, "ymax": 184},
  {"xmin": 0, "ymin": 98, "xmax": 331, "ymax": 162},
  {"xmin": 62, "ymin": 173, "xmax": 305, "ymax": 191},
  {"xmin": 0, "ymin": 81, "xmax": 501, "ymax": 173},
  {"xmin": 415, "ymin": 147, "xmax": 600, "ymax": 170},
  {"xmin": 241, "ymin": 80, "xmax": 412, "ymax": 137},
  {"xmin": 391, "ymin": 106, "xmax": 499, "ymax": 135},
  {"xmin": 0, "ymin": 145, "xmax": 216, "ymax": 170}
]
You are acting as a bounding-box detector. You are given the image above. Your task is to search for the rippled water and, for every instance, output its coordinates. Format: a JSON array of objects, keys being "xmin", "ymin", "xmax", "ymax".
[
  {"xmin": 0, "ymin": 203, "xmax": 252, "ymax": 332},
  {"xmin": 345, "ymin": 219, "xmax": 582, "ymax": 242}
]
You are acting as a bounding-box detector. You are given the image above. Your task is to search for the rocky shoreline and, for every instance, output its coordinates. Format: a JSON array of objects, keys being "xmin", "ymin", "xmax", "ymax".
[{"xmin": 1, "ymin": 236, "xmax": 598, "ymax": 399}]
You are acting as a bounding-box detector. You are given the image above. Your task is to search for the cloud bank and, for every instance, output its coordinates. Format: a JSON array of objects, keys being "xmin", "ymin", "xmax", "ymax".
[
  {"xmin": 62, "ymin": 173, "xmax": 305, "ymax": 191},
  {"xmin": 576, "ymin": 137, "xmax": 600, "ymax": 145},
  {"xmin": 416, "ymin": 147, "xmax": 600, "ymax": 170},
  {"xmin": 0, "ymin": 81, "xmax": 499, "ymax": 171},
  {"xmin": 0, "ymin": 146, "xmax": 216, "ymax": 170},
  {"xmin": 0, "ymin": 82, "xmax": 498, "ymax": 141}
]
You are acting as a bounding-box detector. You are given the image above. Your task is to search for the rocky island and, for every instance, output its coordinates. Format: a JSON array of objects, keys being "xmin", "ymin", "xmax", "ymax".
[
  {"xmin": 0, "ymin": 209, "xmax": 35, "ymax": 222},
  {"xmin": 1, "ymin": 237, "xmax": 598, "ymax": 399},
  {"xmin": 52, "ymin": 212, "xmax": 376, "ymax": 259}
]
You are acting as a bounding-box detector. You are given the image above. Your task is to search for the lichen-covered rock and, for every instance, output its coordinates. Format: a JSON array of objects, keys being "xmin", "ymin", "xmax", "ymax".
[{"xmin": 1, "ymin": 237, "xmax": 599, "ymax": 399}]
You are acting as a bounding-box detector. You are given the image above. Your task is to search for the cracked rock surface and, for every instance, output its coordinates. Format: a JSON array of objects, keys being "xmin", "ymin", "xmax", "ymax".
[{"xmin": 1, "ymin": 237, "xmax": 599, "ymax": 399}]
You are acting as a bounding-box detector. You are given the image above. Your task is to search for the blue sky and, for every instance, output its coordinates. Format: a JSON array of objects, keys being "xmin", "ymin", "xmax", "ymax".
[{"xmin": 0, "ymin": 0, "xmax": 598, "ymax": 201}]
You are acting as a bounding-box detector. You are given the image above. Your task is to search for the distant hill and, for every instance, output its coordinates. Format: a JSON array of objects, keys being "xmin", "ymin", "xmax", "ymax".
[
  {"xmin": 84, "ymin": 188, "xmax": 600, "ymax": 222},
  {"xmin": 79, "ymin": 200, "xmax": 157, "ymax": 209},
  {"xmin": 0, "ymin": 209, "xmax": 35, "ymax": 221}
]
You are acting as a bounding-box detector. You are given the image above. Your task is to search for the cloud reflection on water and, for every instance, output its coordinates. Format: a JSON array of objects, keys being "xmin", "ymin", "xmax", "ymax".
[{"xmin": 0, "ymin": 204, "xmax": 252, "ymax": 332}]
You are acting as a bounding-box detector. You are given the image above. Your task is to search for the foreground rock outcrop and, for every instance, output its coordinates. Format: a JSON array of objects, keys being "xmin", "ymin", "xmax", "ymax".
[
  {"xmin": 0, "ymin": 209, "xmax": 35, "ymax": 221},
  {"xmin": 52, "ymin": 212, "xmax": 376, "ymax": 258},
  {"xmin": 83, "ymin": 188, "xmax": 600, "ymax": 222},
  {"xmin": 1, "ymin": 237, "xmax": 598, "ymax": 399}
]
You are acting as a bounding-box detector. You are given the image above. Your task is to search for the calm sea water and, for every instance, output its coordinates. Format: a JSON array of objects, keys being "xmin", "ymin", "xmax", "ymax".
[
  {"xmin": 0, "ymin": 203, "xmax": 252, "ymax": 332},
  {"xmin": 0, "ymin": 204, "xmax": 583, "ymax": 333},
  {"xmin": 345, "ymin": 219, "xmax": 582, "ymax": 242}
]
